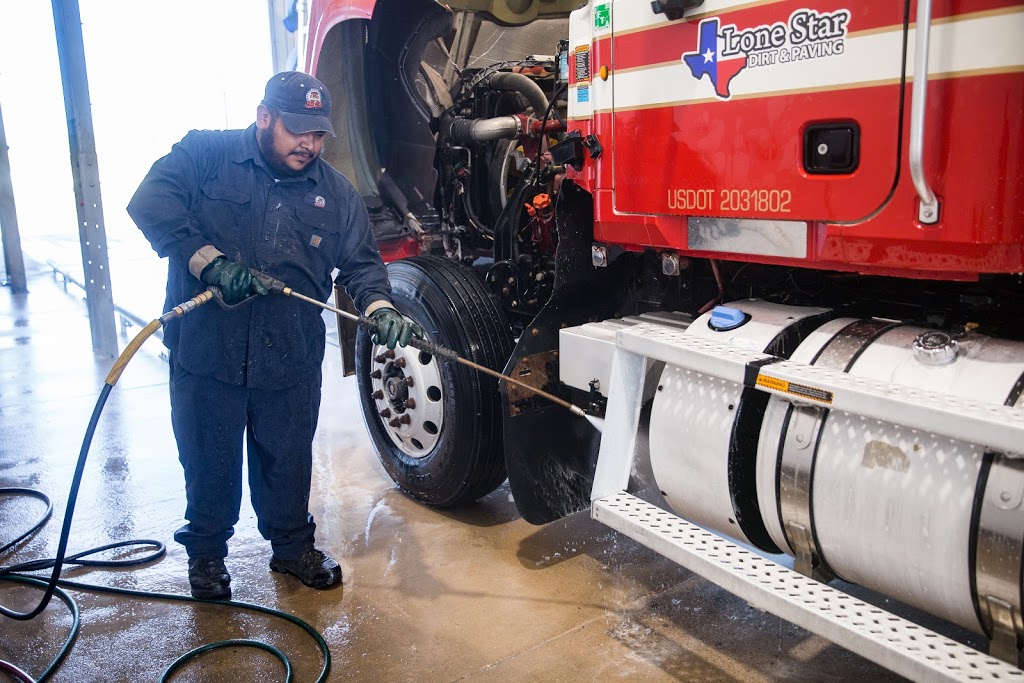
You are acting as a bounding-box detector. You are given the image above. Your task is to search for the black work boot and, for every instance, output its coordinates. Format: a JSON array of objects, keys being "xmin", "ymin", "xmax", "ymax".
[
  {"xmin": 188, "ymin": 556, "xmax": 231, "ymax": 600},
  {"xmin": 269, "ymin": 549, "xmax": 341, "ymax": 589}
]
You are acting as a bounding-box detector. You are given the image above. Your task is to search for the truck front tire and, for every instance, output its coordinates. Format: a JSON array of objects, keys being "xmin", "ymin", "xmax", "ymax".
[{"xmin": 354, "ymin": 256, "xmax": 514, "ymax": 507}]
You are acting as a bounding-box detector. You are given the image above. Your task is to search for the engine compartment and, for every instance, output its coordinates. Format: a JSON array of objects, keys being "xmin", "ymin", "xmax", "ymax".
[{"xmin": 319, "ymin": 1, "xmax": 573, "ymax": 332}]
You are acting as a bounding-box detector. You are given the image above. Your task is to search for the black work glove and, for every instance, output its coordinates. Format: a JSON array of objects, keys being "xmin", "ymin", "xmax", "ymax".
[
  {"xmin": 369, "ymin": 307, "xmax": 424, "ymax": 350},
  {"xmin": 200, "ymin": 257, "xmax": 268, "ymax": 306}
]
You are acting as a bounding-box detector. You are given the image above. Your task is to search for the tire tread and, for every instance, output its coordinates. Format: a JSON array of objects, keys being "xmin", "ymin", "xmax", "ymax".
[{"xmin": 356, "ymin": 255, "xmax": 514, "ymax": 506}]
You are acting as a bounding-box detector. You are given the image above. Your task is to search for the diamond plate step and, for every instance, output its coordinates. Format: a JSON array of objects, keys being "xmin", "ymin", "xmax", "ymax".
[{"xmin": 593, "ymin": 492, "xmax": 1024, "ymax": 682}]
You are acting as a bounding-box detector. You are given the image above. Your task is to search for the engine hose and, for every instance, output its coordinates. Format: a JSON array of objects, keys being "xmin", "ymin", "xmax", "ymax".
[
  {"xmin": 459, "ymin": 183, "xmax": 492, "ymax": 236},
  {"xmin": 535, "ymin": 82, "xmax": 568, "ymax": 167},
  {"xmin": 486, "ymin": 71, "xmax": 550, "ymax": 118},
  {"xmin": 448, "ymin": 115, "xmax": 521, "ymax": 144},
  {"xmin": 0, "ymin": 287, "xmax": 330, "ymax": 682}
]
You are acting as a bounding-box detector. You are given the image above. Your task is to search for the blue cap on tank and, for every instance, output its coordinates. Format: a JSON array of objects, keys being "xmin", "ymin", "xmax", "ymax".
[{"xmin": 709, "ymin": 305, "xmax": 747, "ymax": 331}]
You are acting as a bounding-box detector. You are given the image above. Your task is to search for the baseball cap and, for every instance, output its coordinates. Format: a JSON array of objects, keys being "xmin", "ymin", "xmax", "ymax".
[{"xmin": 262, "ymin": 71, "xmax": 335, "ymax": 136}]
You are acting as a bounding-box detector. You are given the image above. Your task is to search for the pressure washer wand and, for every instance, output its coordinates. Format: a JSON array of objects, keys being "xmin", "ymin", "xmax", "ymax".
[
  {"xmin": 104, "ymin": 290, "xmax": 216, "ymax": 386},
  {"xmin": 256, "ymin": 276, "xmax": 586, "ymax": 418}
]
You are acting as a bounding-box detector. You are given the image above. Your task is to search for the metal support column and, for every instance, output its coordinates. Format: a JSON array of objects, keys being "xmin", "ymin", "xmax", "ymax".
[
  {"xmin": 0, "ymin": 100, "xmax": 28, "ymax": 293},
  {"xmin": 267, "ymin": 0, "xmax": 299, "ymax": 73},
  {"xmin": 52, "ymin": 0, "xmax": 117, "ymax": 357}
]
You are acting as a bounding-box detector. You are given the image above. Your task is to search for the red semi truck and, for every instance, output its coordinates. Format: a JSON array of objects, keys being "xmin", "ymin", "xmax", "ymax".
[{"xmin": 305, "ymin": 0, "xmax": 1024, "ymax": 677}]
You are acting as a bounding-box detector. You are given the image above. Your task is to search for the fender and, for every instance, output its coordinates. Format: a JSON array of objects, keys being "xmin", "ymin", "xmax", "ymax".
[{"xmin": 501, "ymin": 180, "xmax": 638, "ymax": 524}]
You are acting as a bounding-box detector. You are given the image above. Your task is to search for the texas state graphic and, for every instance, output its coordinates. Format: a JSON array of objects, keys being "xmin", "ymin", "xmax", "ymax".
[{"xmin": 682, "ymin": 18, "xmax": 747, "ymax": 99}]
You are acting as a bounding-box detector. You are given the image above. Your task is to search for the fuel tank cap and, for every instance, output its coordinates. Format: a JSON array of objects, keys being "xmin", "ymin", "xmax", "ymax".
[
  {"xmin": 913, "ymin": 331, "xmax": 959, "ymax": 366},
  {"xmin": 709, "ymin": 305, "xmax": 749, "ymax": 331}
]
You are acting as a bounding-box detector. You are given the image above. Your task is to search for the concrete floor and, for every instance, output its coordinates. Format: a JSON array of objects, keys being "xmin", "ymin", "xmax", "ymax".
[{"xmin": 0, "ymin": 258, "xmax": 973, "ymax": 682}]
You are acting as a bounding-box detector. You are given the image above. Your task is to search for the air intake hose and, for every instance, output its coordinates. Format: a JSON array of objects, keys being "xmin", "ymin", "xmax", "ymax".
[
  {"xmin": 486, "ymin": 71, "xmax": 550, "ymax": 116},
  {"xmin": 448, "ymin": 116, "xmax": 521, "ymax": 143}
]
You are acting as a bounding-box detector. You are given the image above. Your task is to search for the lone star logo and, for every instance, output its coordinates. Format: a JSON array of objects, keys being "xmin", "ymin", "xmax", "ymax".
[{"xmin": 682, "ymin": 18, "xmax": 748, "ymax": 99}]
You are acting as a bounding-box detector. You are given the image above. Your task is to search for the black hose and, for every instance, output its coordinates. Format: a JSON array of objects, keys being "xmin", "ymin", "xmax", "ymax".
[
  {"xmin": 0, "ymin": 489, "xmax": 52, "ymax": 554},
  {"xmin": 0, "ymin": 383, "xmax": 112, "ymax": 621},
  {"xmin": 0, "ymin": 290, "xmax": 332, "ymax": 681},
  {"xmin": 550, "ymin": 86, "xmax": 567, "ymax": 128},
  {"xmin": 161, "ymin": 639, "xmax": 292, "ymax": 683},
  {"xmin": 461, "ymin": 185, "xmax": 492, "ymax": 236},
  {"xmin": 535, "ymin": 82, "xmax": 568, "ymax": 168},
  {"xmin": 492, "ymin": 164, "xmax": 538, "ymax": 263},
  {"xmin": 0, "ymin": 576, "xmax": 80, "ymax": 682},
  {"xmin": 0, "ymin": 402, "xmax": 332, "ymax": 682},
  {"xmin": 1, "ymin": 538, "xmax": 164, "ymax": 574},
  {"xmin": 2, "ymin": 571, "xmax": 331, "ymax": 682}
]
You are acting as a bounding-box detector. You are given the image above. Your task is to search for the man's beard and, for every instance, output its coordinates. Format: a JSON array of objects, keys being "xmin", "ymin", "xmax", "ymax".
[{"xmin": 257, "ymin": 125, "xmax": 316, "ymax": 178}]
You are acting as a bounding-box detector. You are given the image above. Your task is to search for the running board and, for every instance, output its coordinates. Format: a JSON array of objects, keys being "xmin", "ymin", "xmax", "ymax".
[{"xmin": 593, "ymin": 492, "xmax": 1023, "ymax": 683}]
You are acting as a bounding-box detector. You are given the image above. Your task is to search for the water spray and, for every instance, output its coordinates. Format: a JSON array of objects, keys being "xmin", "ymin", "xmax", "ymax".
[{"xmin": 255, "ymin": 275, "xmax": 589, "ymax": 419}]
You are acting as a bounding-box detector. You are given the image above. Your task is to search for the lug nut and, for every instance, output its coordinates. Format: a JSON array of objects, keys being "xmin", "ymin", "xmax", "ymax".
[
  {"xmin": 372, "ymin": 389, "xmax": 384, "ymax": 400},
  {"xmin": 395, "ymin": 357, "xmax": 407, "ymax": 368},
  {"xmin": 374, "ymin": 353, "xmax": 387, "ymax": 363},
  {"xmin": 404, "ymin": 377, "xmax": 415, "ymax": 387},
  {"xmin": 389, "ymin": 417, "xmax": 401, "ymax": 428},
  {"xmin": 405, "ymin": 398, "xmax": 416, "ymax": 409},
  {"xmin": 370, "ymin": 369, "xmax": 382, "ymax": 379},
  {"xmin": 379, "ymin": 408, "xmax": 392, "ymax": 418},
  {"xmin": 385, "ymin": 350, "xmax": 396, "ymax": 359},
  {"xmin": 398, "ymin": 414, "xmax": 411, "ymax": 425}
]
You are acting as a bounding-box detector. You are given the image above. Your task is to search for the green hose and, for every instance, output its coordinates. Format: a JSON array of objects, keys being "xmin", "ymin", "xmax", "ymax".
[
  {"xmin": 1, "ymin": 571, "xmax": 331, "ymax": 682},
  {"xmin": 161, "ymin": 640, "xmax": 292, "ymax": 683},
  {"xmin": 0, "ymin": 576, "xmax": 79, "ymax": 681},
  {"xmin": 0, "ymin": 288, "xmax": 332, "ymax": 682}
]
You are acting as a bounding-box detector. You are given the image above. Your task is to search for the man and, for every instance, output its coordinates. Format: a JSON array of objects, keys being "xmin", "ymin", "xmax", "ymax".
[{"xmin": 128, "ymin": 71, "xmax": 422, "ymax": 600}]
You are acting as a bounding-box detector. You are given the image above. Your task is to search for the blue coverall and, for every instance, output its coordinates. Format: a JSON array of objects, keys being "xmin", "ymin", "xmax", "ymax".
[{"xmin": 128, "ymin": 124, "xmax": 391, "ymax": 561}]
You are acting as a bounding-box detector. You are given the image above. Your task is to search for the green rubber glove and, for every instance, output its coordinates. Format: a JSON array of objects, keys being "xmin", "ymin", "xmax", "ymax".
[
  {"xmin": 369, "ymin": 307, "xmax": 424, "ymax": 350},
  {"xmin": 200, "ymin": 257, "xmax": 268, "ymax": 306}
]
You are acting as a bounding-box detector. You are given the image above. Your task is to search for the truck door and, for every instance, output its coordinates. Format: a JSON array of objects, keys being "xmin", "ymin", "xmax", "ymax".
[{"xmin": 608, "ymin": 0, "xmax": 907, "ymax": 224}]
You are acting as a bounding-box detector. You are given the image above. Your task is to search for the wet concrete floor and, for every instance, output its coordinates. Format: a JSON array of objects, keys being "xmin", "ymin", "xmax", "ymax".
[{"xmin": 0, "ymin": 258, "xmax": 961, "ymax": 681}]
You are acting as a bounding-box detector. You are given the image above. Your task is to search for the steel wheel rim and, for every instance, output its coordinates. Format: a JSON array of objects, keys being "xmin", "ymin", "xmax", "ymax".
[{"xmin": 369, "ymin": 340, "xmax": 446, "ymax": 458}]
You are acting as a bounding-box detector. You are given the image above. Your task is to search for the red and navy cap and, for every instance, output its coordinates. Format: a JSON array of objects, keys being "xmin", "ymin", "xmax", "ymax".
[{"xmin": 262, "ymin": 71, "xmax": 335, "ymax": 136}]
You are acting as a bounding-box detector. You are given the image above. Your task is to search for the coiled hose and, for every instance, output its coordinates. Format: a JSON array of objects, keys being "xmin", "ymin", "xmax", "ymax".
[
  {"xmin": 1, "ymin": 271, "xmax": 590, "ymax": 681},
  {"xmin": 0, "ymin": 289, "xmax": 330, "ymax": 682}
]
